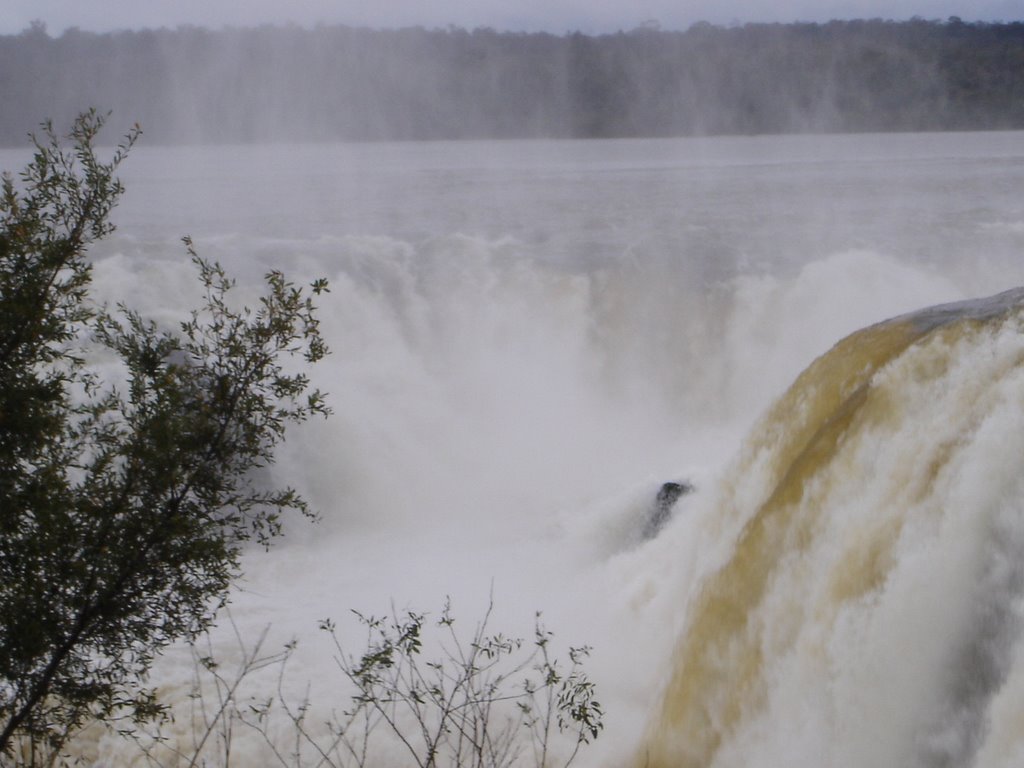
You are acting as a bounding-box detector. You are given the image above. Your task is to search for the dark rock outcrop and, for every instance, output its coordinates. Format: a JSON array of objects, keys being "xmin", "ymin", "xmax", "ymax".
[{"xmin": 643, "ymin": 481, "xmax": 694, "ymax": 539}]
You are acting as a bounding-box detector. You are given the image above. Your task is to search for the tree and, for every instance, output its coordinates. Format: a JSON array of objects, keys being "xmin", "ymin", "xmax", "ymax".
[{"xmin": 0, "ymin": 110, "xmax": 330, "ymax": 762}]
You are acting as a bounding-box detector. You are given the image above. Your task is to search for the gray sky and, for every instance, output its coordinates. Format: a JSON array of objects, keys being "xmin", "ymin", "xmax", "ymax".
[{"xmin": 4, "ymin": 0, "xmax": 1023, "ymax": 36}]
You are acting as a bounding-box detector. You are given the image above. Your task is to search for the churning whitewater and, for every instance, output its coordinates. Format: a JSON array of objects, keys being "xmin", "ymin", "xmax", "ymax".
[
  {"xmin": 6, "ymin": 131, "xmax": 1024, "ymax": 766},
  {"xmin": 642, "ymin": 287, "xmax": 1024, "ymax": 768}
]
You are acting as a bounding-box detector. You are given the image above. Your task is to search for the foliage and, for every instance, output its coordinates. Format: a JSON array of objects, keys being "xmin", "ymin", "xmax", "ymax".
[
  {"xmin": 128, "ymin": 601, "xmax": 603, "ymax": 768},
  {"xmin": 305, "ymin": 600, "xmax": 603, "ymax": 768},
  {"xmin": 4, "ymin": 19, "xmax": 1024, "ymax": 143},
  {"xmin": 0, "ymin": 111, "xmax": 330, "ymax": 763}
]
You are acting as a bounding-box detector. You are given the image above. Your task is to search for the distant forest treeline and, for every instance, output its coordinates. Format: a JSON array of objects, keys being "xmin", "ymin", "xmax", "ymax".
[{"xmin": 2, "ymin": 17, "xmax": 1023, "ymax": 144}]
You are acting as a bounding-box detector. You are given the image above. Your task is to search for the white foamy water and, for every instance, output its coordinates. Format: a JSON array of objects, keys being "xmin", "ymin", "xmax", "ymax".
[{"xmin": 4, "ymin": 131, "xmax": 1024, "ymax": 766}]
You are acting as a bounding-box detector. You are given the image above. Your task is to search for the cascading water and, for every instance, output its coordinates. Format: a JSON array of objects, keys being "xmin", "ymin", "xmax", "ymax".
[
  {"xmin": 4, "ymin": 131, "xmax": 1024, "ymax": 766},
  {"xmin": 640, "ymin": 288, "xmax": 1024, "ymax": 768}
]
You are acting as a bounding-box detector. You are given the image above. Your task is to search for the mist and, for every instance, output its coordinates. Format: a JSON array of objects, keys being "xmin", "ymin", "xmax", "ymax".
[
  {"xmin": 43, "ymin": 129, "xmax": 1023, "ymax": 767},
  {"xmin": 4, "ymin": 7, "xmax": 1024, "ymax": 766},
  {"xmin": 2, "ymin": 18, "xmax": 1023, "ymax": 145}
]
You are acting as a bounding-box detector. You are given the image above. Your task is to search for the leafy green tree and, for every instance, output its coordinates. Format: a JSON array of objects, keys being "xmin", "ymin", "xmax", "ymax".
[{"xmin": 0, "ymin": 110, "xmax": 330, "ymax": 762}]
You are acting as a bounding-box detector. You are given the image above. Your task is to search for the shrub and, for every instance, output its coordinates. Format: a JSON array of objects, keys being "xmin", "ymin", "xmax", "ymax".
[{"xmin": 129, "ymin": 600, "xmax": 603, "ymax": 768}]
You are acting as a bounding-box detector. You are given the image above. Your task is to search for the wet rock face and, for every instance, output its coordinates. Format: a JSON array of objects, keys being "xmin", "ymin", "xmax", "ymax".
[{"xmin": 643, "ymin": 481, "xmax": 694, "ymax": 539}]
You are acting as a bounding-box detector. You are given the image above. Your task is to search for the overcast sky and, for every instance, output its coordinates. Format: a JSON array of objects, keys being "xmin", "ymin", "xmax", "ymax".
[{"xmin": 5, "ymin": 0, "xmax": 1024, "ymax": 37}]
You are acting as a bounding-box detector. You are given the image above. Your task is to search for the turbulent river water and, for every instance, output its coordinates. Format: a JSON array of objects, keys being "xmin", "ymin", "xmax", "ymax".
[{"xmin": 4, "ymin": 131, "xmax": 1024, "ymax": 766}]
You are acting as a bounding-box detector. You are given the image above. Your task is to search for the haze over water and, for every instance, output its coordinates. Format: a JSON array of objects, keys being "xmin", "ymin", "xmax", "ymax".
[{"xmin": 5, "ymin": 129, "xmax": 1024, "ymax": 764}]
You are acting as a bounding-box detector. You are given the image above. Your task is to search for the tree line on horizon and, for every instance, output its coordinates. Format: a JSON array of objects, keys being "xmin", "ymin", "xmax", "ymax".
[{"xmin": 1, "ymin": 17, "xmax": 1023, "ymax": 145}]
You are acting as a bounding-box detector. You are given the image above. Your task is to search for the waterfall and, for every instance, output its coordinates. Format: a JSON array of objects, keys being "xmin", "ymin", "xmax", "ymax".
[{"xmin": 641, "ymin": 288, "xmax": 1024, "ymax": 768}]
